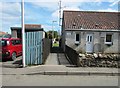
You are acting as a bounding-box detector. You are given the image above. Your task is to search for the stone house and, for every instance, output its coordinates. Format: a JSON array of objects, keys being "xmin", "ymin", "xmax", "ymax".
[{"xmin": 61, "ymin": 11, "xmax": 120, "ymax": 54}]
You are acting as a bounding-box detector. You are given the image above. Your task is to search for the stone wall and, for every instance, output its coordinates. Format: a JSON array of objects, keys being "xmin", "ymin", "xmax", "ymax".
[{"xmin": 79, "ymin": 53, "xmax": 120, "ymax": 68}]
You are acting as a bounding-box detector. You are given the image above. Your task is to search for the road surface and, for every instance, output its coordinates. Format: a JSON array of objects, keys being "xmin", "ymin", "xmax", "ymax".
[{"xmin": 2, "ymin": 75, "xmax": 118, "ymax": 86}]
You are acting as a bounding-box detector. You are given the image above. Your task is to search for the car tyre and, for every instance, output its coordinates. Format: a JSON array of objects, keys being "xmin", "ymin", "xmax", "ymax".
[{"xmin": 12, "ymin": 52, "xmax": 16, "ymax": 61}]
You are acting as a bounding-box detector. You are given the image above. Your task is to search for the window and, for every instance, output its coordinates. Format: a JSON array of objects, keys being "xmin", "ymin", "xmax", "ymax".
[
  {"xmin": 86, "ymin": 35, "xmax": 93, "ymax": 42},
  {"xmin": 11, "ymin": 40, "xmax": 16, "ymax": 45},
  {"xmin": 106, "ymin": 34, "xmax": 112, "ymax": 42},
  {"xmin": 90, "ymin": 36, "xmax": 92, "ymax": 42},
  {"xmin": 76, "ymin": 34, "xmax": 80, "ymax": 41},
  {"xmin": 16, "ymin": 40, "xmax": 22, "ymax": 44},
  {"xmin": 105, "ymin": 34, "xmax": 113, "ymax": 45},
  {"xmin": 1, "ymin": 40, "xmax": 7, "ymax": 46},
  {"xmin": 75, "ymin": 33, "xmax": 80, "ymax": 44},
  {"xmin": 11, "ymin": 40, "xmax": 22, "ymax": 45}
]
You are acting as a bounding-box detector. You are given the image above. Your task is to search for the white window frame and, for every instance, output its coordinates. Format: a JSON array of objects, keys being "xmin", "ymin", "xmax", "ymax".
[{"xmin": 105, "ymin": 33, "xmax": 113, "ymax": 45}]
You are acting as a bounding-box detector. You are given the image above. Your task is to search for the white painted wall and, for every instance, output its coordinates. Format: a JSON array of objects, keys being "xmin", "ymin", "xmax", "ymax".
[
  {"xmin": 104, "ymin": 32, "xmax": 119, "ymax": 53},
  {"xmin": 65, "ymin": 30, "xmax": 120, "ymax": 54}
]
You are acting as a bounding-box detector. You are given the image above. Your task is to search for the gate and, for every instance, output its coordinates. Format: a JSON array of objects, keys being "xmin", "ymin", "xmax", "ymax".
[{"xmin": 25, "ymin": 31, "xmax": 43, "ymax": 65}]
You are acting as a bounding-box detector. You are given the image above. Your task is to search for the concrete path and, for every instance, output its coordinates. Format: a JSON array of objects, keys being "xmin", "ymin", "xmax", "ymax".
[
  {"xmin": 45, "ymin": 47, "xmax": 71, "ymax": 66},
  {"xmin": 45, "ymin": 53, "xmax": 59, "ymax": 65},
  {"xmin": 45, "ymin": 53, "xmax": 70, "ymax": 66},
  {"xmin": 58, "ymin": 53, "xmax": 70, "ymax": 66}
]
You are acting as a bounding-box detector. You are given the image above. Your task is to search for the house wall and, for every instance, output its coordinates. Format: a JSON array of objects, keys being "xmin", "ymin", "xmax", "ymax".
[
  {"xmin": 119, "ymin": 33, "xmax": 120, "ymax": 54},
  {"xmin": 65, "ymin": 31, "xmax": 86, "ymax": 53},
  {"xmin": 65, "ymin": 30, "xmax": 120, "ymax": 54},
  {"xmin": 11, "ymin": 30, "xmax": 17, "ymax": 38},
  {"xmin": 103, "ymin": 32, "xmax": 119, "ymax": 53}
]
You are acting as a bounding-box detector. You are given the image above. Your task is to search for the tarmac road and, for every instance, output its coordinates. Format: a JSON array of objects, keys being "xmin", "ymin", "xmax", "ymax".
[{"xmin": 2, "ymin": 75, "xmax": 118, "ymax": 86}]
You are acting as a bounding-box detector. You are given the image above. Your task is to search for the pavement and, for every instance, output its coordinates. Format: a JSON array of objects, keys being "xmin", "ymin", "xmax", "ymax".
[{"xmin": 1, "ymin": 62, "xmax": 120, "ymax": 76}]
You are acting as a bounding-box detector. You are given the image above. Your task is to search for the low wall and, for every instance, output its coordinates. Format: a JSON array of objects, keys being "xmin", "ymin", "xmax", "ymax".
[
  {"xmin": 79, "ymin": 53, "xmax": 120, "ymax": 68},
  {"xmin": 65, "ymin": 45, "xmax": 80, "ymax": 66}
]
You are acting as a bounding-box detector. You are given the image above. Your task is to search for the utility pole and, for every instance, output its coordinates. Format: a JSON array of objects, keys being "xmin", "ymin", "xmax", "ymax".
[
  {"xmin": 59, "ymin": 0, "xmax": 66, "ymax": 35},
  {"xmin": 21, "ymin": 0, "xmax": 25, "ymax": 67},
  {"xmin": 59, "ymin": 0, "xmax": 62, "ymax": 27},
  {"xmin": 52, "ymin": 21, "xmax": 57, "ymax": 39}
]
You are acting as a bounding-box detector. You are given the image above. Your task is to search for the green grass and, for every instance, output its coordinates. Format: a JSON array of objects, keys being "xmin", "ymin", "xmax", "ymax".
[
  {"xmin": 53, "ymin": 43, "xmax": 59, "ymax": 47},
  {"xmin": 0, "ymin": 59, "xmax": 2, "ymax": 62}
]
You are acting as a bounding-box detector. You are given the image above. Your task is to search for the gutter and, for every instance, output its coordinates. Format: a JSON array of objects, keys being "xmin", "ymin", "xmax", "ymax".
[{"xmin": 65, "ymin": 29, "xmax": 120, "ymax": 32}]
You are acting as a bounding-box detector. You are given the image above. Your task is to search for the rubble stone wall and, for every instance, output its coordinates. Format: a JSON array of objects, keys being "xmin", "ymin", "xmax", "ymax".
[{"xmin": 79, "ymin": 53, "xmax": 120, "ymax": 68}]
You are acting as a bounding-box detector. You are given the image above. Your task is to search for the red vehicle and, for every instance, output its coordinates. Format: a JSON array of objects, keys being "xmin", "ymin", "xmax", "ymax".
[{"xmin": 1, "ymin": 38, "xmax": 22, "ymax": 60}]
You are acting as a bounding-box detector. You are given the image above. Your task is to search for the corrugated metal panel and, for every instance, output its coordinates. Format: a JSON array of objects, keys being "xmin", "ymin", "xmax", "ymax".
[{"xmin": 25, "ymin": 31, "xmax": 43, "ymax": 65}]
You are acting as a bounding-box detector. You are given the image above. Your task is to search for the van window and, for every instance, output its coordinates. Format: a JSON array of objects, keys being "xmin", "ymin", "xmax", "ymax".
[
  {"xmin": 11, "ymin": 40, "xmax": 22, "ymax": 45},
  {"xmin": 11, "ymin": 40, "xmax": 16, "ymax": 45},
  {"xmin": 1, "ymin": 40, "xmax": 7, "ymax": 46},
  {"xmin": 16, "ymin": 40, "xmax": 22, "ymax": 44}
]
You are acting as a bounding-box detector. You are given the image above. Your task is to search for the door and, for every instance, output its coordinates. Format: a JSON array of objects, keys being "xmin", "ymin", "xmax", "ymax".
[{"xmin": 86, "ymin": 34, "xmax": 94, "ymax": 53}]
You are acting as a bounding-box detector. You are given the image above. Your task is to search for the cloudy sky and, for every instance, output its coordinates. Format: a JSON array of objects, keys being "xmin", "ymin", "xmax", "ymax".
[{"xmin": 0, "ymin": 0, "xmax": 119, "ymax": 33}]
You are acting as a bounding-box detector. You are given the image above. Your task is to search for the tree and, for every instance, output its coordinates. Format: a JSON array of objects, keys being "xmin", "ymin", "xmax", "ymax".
[{"xmin": 47, "ymin": 30, "xmax": 59, "ymax": 39}]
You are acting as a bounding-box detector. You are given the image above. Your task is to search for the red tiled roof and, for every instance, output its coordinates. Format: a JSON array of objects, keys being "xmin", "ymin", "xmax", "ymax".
[
  {"xmin": 0, "ymin": 31, "xmax": 6, "ymax": 35},
  {"xmin": 11, "ymin": 24, "xmax": 42, "ymax": 31},
  {"xmin": 25, "ymin": 24, "xmax": 41, "ymax": 29},
  {"xmin": 63, "ymin": 11, "xmax": 119, "ymax": 30}
]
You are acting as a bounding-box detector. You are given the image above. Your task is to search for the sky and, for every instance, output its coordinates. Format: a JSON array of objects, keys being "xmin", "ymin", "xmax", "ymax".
[{"xmin": 0, "ymin": 0, "xmax": 119, "ymax": 33}]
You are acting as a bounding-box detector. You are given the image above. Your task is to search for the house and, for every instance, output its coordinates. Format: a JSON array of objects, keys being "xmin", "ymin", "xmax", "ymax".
[{"xmin": 61, "ymin": 11, "xmax": 120, "ymax": 54}]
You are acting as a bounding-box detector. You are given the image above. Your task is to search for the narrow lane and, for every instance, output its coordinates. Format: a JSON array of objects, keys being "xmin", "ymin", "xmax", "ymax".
[
  {"xmin": 45, "ymin": 53, "xmax": 59, "ymax": 65},
  {"xmin": 57, "ymin": 53, "xmax": 70, "ymax": 66},
  {"xmin": 45, "ymin": 47, "xmax": 71, "ymax": 66}
]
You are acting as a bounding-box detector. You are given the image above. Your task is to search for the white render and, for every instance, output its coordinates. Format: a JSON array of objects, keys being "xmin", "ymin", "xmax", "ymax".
[{"xmin": 62, "ymin": 29, "xmax": 120, "ymax": 54}]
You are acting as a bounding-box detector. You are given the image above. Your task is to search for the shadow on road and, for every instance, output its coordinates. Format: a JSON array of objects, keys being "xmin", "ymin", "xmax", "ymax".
[
  {"xmin": 51, "ymin": 47, "xmax": 63, "ymax": 53},
  {"xmin": 2, "ymin": 56, "xmax": 23, "ymax": 68}
]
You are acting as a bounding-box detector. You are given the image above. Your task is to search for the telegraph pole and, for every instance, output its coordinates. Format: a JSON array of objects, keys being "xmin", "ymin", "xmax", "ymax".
[
  {"xmin": 21, "ymin": 0, "xmax": 25, "ymax": 67},
  {"xmin": 52, "ymin": 21, "xmax": 57, "ymax": 39},
  {"xmin": 59, "ymin": 0, "xmax": 62, "ymax": 27}
]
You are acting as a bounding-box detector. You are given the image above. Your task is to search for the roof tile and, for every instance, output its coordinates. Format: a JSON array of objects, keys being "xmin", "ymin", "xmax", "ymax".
[{"xmin": 63, "ymin": 11, "xmax": 119, "ymax": 30}]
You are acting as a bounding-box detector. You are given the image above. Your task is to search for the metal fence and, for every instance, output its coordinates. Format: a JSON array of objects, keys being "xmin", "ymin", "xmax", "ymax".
[
  {"xmin": 65, "ymin": 45, "xmax": 80, "ymax": 66},
  {"xmin": 25, "ymin": 31, "xmax": 43, "ymax": 65}
]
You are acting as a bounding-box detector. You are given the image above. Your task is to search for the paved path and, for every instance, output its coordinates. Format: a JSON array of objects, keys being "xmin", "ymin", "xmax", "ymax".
[
  {"xmin": 45, "ymin": 53, "xmax": 70, "ymax": 66},
  {"xmin": 45, "ymin": 47, "xmax": 71, "ymax": 66},
  {"xmin": 45, "ymin": 53, "xmax": 59, "ymax": 65}
]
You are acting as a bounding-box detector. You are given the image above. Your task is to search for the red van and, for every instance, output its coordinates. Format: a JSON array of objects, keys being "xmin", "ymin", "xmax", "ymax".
[{"xmin": 1, "ymin": 38, "xmax": 22, "ymax": 60}]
